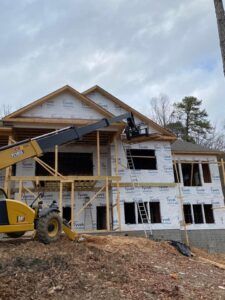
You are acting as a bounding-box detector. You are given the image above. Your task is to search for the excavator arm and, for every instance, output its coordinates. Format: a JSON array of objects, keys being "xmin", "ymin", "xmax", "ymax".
[{"xmin": 0, "ymin": 112, "xmax": 148, "ymax": 170}]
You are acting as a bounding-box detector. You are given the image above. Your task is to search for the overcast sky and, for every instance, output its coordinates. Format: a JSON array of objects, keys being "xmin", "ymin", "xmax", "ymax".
[{"xmin": 0, "ymin": 0, "xmax": 224, "ymax": 124}]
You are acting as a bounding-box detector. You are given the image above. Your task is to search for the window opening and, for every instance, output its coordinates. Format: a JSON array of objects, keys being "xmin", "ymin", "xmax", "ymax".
[
  {"xmin": 181, "ymin": 163, "xmax": 201, "ymax": 186},
  {"xmin": 204, "ymin": 204, "xmax": 214, "ymax": 223},
  {"xmin": 150, "ymin": 202, "xmax": 161, "ymax": 223},
  {"xmin": 193, "ymin": 204, "xmax": 204, "ymax": 224},
  {"xmin": 202, "ymin": 163, "xmax": 212, "ymax": 183},
  {"xmin": 124, "ymin": 202, "xmax": 136, "ymax": 224},
  {"xmin": 183, "ymin": 204, "xmax": 193, "ymax": 224},
  {"xmin": 127, "ymin": 149, "xmax": 157, "ymax": 170}
]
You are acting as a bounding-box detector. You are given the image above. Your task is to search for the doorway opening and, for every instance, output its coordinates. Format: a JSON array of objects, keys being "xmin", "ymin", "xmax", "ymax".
[{"xmin": 96, "ymin": 206, "xmax": 106, "ymax": 230}]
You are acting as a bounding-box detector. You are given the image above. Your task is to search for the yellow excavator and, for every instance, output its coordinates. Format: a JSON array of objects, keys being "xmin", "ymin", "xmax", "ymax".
[{"xmin": 0, "ymin": 113, "xmax": 148, "ymax": 243}]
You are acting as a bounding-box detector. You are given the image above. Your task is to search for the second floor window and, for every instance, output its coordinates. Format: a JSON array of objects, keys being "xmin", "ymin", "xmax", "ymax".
[
  {"xmin": 181, "ymin": 163, "xmax": 201, "ymax": 186},
  {"xmin": 127, "ymin": 149, "xmax": 157, "ymax": 170}
]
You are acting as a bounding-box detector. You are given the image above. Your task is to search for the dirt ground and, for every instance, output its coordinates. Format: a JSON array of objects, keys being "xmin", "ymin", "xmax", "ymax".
[{"xmin": 0, "ymin": 235, "xmax": 225, "ymax": 300}]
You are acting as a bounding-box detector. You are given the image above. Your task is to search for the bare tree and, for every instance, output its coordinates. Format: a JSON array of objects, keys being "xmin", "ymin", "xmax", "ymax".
[
  {"xmin": 0, "ymin": 104, "xmax": 12, "ymax": 118},
  {"xmin": 149, "ymin": 94, "xmax": 173, "ymax": 128},
  {"xmin": 202, "ymin": 124, "xmax": 225, "ymax": 151},
  {"xmin": 214, "ymin": 0, "xmax": 225, "ymax": 76}
]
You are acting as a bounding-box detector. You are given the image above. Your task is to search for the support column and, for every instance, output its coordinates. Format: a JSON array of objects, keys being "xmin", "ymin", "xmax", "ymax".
[
  {"xmin": 97, "ymin": 131, "xmax": 100, "ymax": 176},
  {"xmin": 105, "ymin": 177, "xmax": 110, "ymax": 231},
  {"xmin": 71, "ymin": 181, "xmax": 75, "ymax": 230},
  {"xmin": 4, "ymin": 135, "xmax": 13, "ymax": 196},
  {"xmin": 114, "ymin": 137, "xmax": 121, "ymax": 230},
  {"xmin": 55, "ymin": 145, "xmax": 58, "ymax": 176},
  {"xmin": 59, "ymin": 181, "xmax": 63, "ymax": 217},
  {"xmin": 221, "ymin": 158, "xmax": 225, "ymax": 186}
]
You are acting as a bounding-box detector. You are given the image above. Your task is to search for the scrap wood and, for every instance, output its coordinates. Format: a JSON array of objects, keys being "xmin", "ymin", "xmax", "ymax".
[{"xmin": 198, "ymin": 256, "xmax": 225, "ymax": 270}]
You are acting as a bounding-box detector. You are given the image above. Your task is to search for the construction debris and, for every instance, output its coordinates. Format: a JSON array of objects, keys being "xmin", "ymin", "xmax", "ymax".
[{"xmin": 0, "ymin": 235, "xmax": 225, "ymax": 299}]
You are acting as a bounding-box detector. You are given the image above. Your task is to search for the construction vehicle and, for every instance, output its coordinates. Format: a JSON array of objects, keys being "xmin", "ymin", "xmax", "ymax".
[{"xmin": 0, "ymin": 113, "xmax": 148, "ymax": 243}]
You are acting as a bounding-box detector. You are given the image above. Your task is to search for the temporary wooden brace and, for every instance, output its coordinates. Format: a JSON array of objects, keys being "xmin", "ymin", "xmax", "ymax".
[
  {"xmin": 76, "ymin": 185, "xmax": 106, "ymax": 217},
  {"xmin": 97, "ymin": 131, "xmax": 100, "ymax": 176},
  {"xmin": 174, "ymin": 161, "xmax": 190, "ymax": 246}
]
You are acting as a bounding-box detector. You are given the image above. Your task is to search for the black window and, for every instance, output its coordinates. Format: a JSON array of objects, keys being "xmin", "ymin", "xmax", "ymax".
[
  {"xmin": 204, "ymin": 204, "xmax": 214, "ymax": 223},
  {"xmin": 124, "ymin": 202, "xmax": 136, "ymax": 224},
  {"xmin": 202, "ymin": 163, "xmax": 212, "ymax": 183},
  {"xmin": 36, "ymin": 152, "xmax": 93, "ymax": 176},
  {"xmin": 193, "ymin": 204, "xmax": 204, "ymax": 224},
  {"xmin": 173, "ymin": 163, "xmax": 180, "ymax": 183},
  {"xmin": 181, "ymin": 163, "xmax": 201, "ymax": 186},
  {"xmin": 150, "ymin": 202, "xmax": 161, "ymax": 223},
  {"xmin": 127, "ymin": 149, "xmax": 157, "ymax": 170},
  {"xmin": 183, "ymin": 204, "xmax": 193, "ymax": 224}
]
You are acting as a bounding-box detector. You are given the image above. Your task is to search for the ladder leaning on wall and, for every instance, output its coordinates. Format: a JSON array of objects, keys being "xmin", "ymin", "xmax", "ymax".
[{"xmin": 123, "ymin": 144, "xmax": 153, "ymax": 238}]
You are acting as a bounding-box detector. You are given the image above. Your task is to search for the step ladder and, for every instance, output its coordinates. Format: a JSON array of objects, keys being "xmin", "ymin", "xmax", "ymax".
[{"xmin": 123, "ymin": 144, "xmax": 152, "ymax": 238}]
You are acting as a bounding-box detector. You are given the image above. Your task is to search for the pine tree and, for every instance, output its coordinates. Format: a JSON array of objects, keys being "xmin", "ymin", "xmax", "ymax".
[{"xmin": 167, "ymin": 97, "xmax": 212, "ymax": 143}]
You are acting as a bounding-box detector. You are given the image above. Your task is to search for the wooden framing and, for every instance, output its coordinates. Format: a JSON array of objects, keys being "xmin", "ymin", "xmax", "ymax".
[{"xmin": 97, "ymin": 131, "xmax": 100, "ymax": 176}]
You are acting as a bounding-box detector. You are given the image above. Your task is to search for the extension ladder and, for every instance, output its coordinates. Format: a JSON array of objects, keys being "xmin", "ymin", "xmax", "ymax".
[{"xmin": 123, "ymin": 144, "xmax": 153, "ymax": 238}]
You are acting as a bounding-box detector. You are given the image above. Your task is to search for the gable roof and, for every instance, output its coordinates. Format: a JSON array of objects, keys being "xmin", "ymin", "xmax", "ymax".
[
  {"xmin": 82, "ymin": 85, "xmax": 175, "ymax": 137},
  {"xmin": 3, "ymin": 85, "xmax": 114, "ymax": 120},
  {"xmin": 172, "ymin": 140, "xmax": 223, "ymax": 155}
]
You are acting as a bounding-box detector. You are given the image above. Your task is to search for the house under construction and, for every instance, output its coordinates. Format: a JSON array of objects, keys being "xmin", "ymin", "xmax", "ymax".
[{"xmin": 0, "ymin": 85, "xmax": 225, "ymax": 252}]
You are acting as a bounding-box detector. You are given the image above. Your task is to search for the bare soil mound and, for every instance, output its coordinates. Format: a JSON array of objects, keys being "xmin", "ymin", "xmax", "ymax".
[{"xmin": 0, "ymin": 235, "xmax": 225, "ymax": 299}]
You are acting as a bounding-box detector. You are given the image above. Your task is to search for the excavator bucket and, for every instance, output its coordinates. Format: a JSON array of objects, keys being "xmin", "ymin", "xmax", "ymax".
[{"xmin": 62, "ymin": 221, "xmax": 78, "ymax": 241}]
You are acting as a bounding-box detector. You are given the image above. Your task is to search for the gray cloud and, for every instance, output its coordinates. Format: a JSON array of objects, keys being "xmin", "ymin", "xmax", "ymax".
[{"xmin": 0, "ymin": 0, "xmax": 224, "ymax": 123}]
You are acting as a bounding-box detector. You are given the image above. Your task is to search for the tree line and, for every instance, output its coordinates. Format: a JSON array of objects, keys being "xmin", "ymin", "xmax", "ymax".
[{"xmin": 149, "ymin": 95, "xmax": 225, "ymax": 151}]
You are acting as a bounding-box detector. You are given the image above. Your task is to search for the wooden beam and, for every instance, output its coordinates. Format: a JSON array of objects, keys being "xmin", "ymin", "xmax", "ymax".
[
  {"xmin": 221, "ymin": 158, "xmax": 225, "ymax": 186},
  {"xmin": 97, "ymin": 131, "xmax": 100, "ymax": 176},
  {"xmin": 10, "ymin": 175, "xmax": 121, "ymax": 181},
  {"xmin": 111, "ymin": 182, "xmax": 176, "ymax": 187},
  {"xmin": 71, "ymin": 181, "xmax": 75, "ymax": 230},
  {"xmin": 174, "ymin": 162, "xmax": 189, "ymax": 246},
  {"xmin": 18, "ymin": 180, "xmax": 23, "ymax": 201},
  {"xmin": 4, "ymin": 135, "xmax": 13, "ymax": 195},
  {"xmin": 114, "ymin": 137, "xmax": 121, "ymax": 231},
  {"xmin": 59, "ymin": 181, "xmax": 63, "ymax": 217},
  {"xmin": 76, "ymin": 185, "xmax": 105, "ymax": 217},
  {"xmin": 105, "ymin": 177, "xmax": 110, "ymax": 231},
  {"xmin": 55, "ymin": 145, "xmax": 58, "ymax": 176}
]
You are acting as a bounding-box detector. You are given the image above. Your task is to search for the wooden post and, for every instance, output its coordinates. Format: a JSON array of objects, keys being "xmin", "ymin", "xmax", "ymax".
[
  {"xmin": 71, "ymin": 181, "xmax": 75, "ymax": 230},
  {"xmin": 18, "ymin": 180, "xmax": 23, "ymax": 201},
  {"xmin": 114, "ymin": 137, "xmax": 121, "ymax": 230},
  {"xmin": 55, "ymin": 145, "xmax": 58, "ymax": 176},
  {"xmin": 174, "ymin": 160, "xmax": 190, "ymax": 246},
  {"xmin": 59, "ymin": 181, "xmax": 63, "ymax": 217},
  {"xmin": 105, "ymin": 177, "xmax": 110, "ymax": 231},
  {"xmin": 97, "ymin": 131, "xmax": 100, "ymax": 176},
  {"xmin": 221, "ymin": 158, "xmax": 225, "ymax": 186},
  {"xmin": 4, "ymin": 135, "xmax": 13, "ymax": 195}
]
